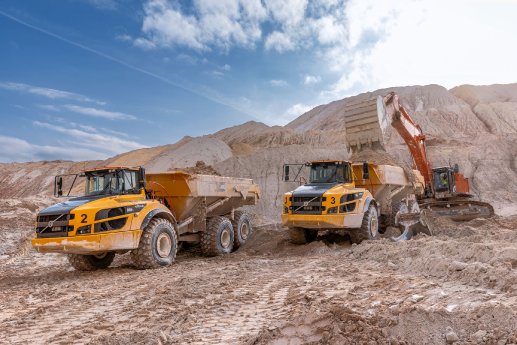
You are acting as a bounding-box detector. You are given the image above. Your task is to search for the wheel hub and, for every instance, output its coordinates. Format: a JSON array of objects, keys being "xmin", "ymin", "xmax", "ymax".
[
  {"xmin": 240, "ymin": 223, "xmax": 249, "ymax": 240},
  {"xmin": 220, "ymin": 228, "xmax": 231, "ymax": 248},
  {"xmin": 157, "ymin": 233, "xmax": 172, "ymax": 258},
  {"xmin": 370, "ymin": 214, "xmax": 379, "ymax": 237}
]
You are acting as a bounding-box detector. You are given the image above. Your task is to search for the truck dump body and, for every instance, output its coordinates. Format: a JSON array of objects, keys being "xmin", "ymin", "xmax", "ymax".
[{"xmin": 145, "ymin": 171, "xmax": 260, "ymax": 222}]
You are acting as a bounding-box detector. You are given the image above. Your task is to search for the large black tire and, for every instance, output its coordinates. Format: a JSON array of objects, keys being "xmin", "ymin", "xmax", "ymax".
[
  {"xmin": 68, "ymin": 252, "xmax": 115, "ymax": 271},
  {"xmin": 231, "ymin": 211, "xmax": 252, "ymax": 250},
  {"xmin": 350, "ymin": 204, "xmax": 380, "ymax": 244},
  {"xmin": 288, "ymin": 227, "xmax": 318, "ymax": 244},
  {"xmin": 131, "ymin": 218, "xmax": 178, "ymax": 269},
  {"xmin": 201, "ymin": 216, "xmax": 234, "ymax": 256}
]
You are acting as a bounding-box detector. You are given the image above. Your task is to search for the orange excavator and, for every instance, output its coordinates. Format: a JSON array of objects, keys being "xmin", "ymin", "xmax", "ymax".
[{"xmin": 344, "ymin": 92, "xmax": 494, "ymax": 238}]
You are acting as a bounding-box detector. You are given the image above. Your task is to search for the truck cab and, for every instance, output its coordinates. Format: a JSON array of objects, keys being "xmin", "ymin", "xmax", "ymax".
[{"xmin": 32, "ymin": 166, "xmax": 175, "ymax": 270}]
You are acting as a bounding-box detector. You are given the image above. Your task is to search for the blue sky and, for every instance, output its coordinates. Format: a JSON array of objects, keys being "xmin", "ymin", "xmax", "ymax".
[{"xmin": 1, "ymin": 0, "xmax": 516, "ymax": 162}]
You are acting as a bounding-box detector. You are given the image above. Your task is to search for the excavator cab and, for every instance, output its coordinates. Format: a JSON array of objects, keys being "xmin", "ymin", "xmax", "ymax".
[{"xmin": 432, "ymin": 166, "xmax": 470, "ymax": 199}]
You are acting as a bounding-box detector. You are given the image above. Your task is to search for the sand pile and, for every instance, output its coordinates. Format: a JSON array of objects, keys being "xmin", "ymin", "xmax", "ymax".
[
  {"xmin": 0, "ymin": 83, "xmax": 516, "ymax": 219},
  {"xmin": 176, "ymin": 161, "xmax": 220, "ymax": 175}
]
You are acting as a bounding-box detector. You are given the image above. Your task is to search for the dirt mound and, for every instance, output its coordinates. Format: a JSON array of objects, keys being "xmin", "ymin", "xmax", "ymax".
[
  {"xmin": 176, "ymin": 160, "xmax": 220, "ymax": 175},
  {"xmin": 144, "ymin": 136, "xmax": 233, "ymax": 172}
]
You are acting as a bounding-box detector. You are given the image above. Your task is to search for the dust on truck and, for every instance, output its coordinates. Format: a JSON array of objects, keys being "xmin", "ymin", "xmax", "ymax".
[
  {"xmin": 32, "ymin": 167, "xmax": 260, "ymax": 270},
  {"xmin": 281, "ymin": 160, "xmax": 424, "ymax": 244}
]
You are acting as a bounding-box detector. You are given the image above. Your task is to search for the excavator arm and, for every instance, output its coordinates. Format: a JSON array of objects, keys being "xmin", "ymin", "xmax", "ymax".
[{"xmin": 382, "ymin": 93, "xmax": 433, "ymax": 189}]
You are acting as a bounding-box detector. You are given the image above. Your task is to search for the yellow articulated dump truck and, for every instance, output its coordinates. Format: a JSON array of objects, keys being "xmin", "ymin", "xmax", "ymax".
[
  {"xmin": 32, "ymin": 167, "xmax": 260, "ymax": 271},
  {"xmin": 281, "ymin": 161, "xmax": 424, "ymax": 244}
]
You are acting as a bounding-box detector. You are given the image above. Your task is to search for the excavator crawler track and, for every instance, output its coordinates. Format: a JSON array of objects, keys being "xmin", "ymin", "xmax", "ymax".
[{"xmin": 418, "ymin": 199, "xmax": 494, "ymax": 221}]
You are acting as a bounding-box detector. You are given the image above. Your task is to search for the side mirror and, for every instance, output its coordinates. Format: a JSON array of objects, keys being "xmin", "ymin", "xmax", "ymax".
[
  {"xmin": 362, "ymin": 162, "xmax": 369, "ymax": 180},
  {"xmin": 138, "ymin": 167, "xmax": 146, "ymax": 189},
  {"xmin": 56, "ymin": 176, "xmax": 63, "ymax": 197},
  {"xmin": 284, "ymin": 165, "xmax": 290, "ymax": 182}
]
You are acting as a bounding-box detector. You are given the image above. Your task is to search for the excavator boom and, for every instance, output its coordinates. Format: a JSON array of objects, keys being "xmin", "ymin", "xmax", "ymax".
[{"xmin": 382, "ymin": 93, "xmax": 433, "ymax": 187}]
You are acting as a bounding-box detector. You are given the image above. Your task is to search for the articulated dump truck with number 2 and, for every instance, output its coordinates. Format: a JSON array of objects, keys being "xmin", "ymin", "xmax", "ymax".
[{"xmin": 32, "ymin": 167, "xmax": 260, "ymax": 271}]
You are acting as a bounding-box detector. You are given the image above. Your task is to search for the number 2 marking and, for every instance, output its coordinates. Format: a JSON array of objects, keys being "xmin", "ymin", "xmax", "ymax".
[{"xmin": 81, "ymin": 214, "xmax": 88, "ymax": 223}]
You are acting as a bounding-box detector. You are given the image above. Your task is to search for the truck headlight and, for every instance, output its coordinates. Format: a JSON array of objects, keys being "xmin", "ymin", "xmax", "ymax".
[
  {"xmin": 76, "ymin": 225, "xmax": 91, "ymax": 234},
  {"xmin": 283, "ymin": 207, "xmax": 289, "ymax": 214},
  {"xmin": 340, "ymin": 192, "xmax": 364, "ymax": 203},
  {"xmin": 327, "ymin": 206, "xmax": 338, "ymax": 214}
]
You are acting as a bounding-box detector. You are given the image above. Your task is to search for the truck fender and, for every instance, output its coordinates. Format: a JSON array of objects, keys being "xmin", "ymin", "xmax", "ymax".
[
  {"xmin": 141, "ymin": 209, "xmax": 176, "ymax": 230},
  {"xmin": 362, "ymin": 197, "xmax": 377, "ymax": 213}
]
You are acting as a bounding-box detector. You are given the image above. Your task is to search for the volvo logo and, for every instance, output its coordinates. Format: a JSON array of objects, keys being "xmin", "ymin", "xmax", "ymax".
[
  {"xmin": 48, "ymin": 220, "xmax": 54, "ymax": 228},
  {"xmin": 303, "ymin": 201, "xmax": 310, "ymax": 207}
]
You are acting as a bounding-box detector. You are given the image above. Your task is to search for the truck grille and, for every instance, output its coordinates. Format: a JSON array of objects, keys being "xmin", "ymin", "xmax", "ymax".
[
  {"xmin": 36, "ymin": 213, "xmax": 73, "ymax": 238},
  {"xmin": 291, "ymin": 196, "xmax": 326, "ymax": 214}
]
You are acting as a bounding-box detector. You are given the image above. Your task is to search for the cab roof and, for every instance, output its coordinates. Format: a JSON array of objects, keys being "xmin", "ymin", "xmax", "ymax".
[
  {"xmin": 309, "ymin": 160, "xmax": 351, "ymax": 164},
  {"xmin": 84, "ymin": 166, "xmax": 140, "ymax": 173}
]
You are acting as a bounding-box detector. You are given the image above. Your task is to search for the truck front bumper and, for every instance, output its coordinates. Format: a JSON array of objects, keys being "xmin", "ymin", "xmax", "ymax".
[
  {"xmin": 31, "ymin": 230, "xmax": 143, "ymax": 254},
  {"xmin": 281, "ymin": 213, "xmax": 364, "ymax": 229}
]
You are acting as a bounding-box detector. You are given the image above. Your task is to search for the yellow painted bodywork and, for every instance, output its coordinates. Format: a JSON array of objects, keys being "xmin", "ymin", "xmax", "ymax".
[
  {"xmin": 32, "ymin": 230, "xmax": 143, "ymax": 254},
  {"xmin": 282, "ymin": 182, "xmax": 371, "ymax": 230},
  {"xmin": 32, "ymin": 189, "xmax": 170, "ymax": 255}
]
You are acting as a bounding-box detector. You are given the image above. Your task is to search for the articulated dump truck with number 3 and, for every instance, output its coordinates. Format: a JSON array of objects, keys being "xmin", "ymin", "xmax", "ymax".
[
  {"xmin": 32, "ymin": 167, "xmax": 260, "ymax": 271},
  {"xmin": 282, "ymin": 160, "xmax": 425, "ymax": 244}
]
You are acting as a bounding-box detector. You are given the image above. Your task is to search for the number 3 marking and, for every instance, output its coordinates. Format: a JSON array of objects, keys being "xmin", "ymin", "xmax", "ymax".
[{"xmin": 331, "ymin": 197, "xmax": 336, "ymax": 204}]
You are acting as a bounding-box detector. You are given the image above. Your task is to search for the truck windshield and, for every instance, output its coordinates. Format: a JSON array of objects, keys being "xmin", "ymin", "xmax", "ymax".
[
  {"xmin": 85, "ymin": 170, "xmax": 138, "ymax": 196},
  {"xmin": 309, "ymin": 163, "xmax": 351, "ymax": 184}
]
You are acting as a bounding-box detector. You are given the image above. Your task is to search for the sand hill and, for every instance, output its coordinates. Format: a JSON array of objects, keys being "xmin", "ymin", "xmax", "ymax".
[{"xmin": 1, "ymin": 83, "xmax": 516, "ymax": 217}]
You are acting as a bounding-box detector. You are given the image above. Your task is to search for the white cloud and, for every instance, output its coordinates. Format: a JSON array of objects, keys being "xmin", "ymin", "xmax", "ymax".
[
  {"xmin": 129, "ymin": 0, "xmax": 517, "ymax": 122},
  {"xmin": 0, "ymin": 135, "xmax": 106, "ymax": 162},
  {"xmin": 212, "ymin": 70, "xmax": 225, "ymax": 78},
  {"xmin": 320, "ymin": 0, "xmax": 517, "ymax": 99},
  {"xmin": 211, "ymin": 64, "xmax": 232, "ymax": 78},
  {"xmin": 86, "ymin": 0, "xmax": 119, "ymax": 10},
  {"xmin": 176, "ymin": 53, "xmax": 198, "ymax": 64},
  {"xmin": 115, "ymin": 34, "xmax": 133, "ymax": 42},
  {"xmin": 0, "ymin": 82, "xmax": 105, "ymax": 105},
  {"xmin": 37, "ymin": 104, "xmax": 61, "ymax": 112},
  {"xmin": 266, "ymin": 0, "xmax": 308, "ymax": 27},
  {"xmin": 137, "ymin": 0, "xmax": 267, "ymax": 50},
  {"xmin": 62, "ymin": 104, "xmax": 136, "ymax": 120},
  {"xmin": 267, "ymin": 102, "xmax": 314, "ymax": 125},
  {"xmin": 33, "ymin": 121, "xmax": 146, "ymax": 155},
  {"xmin": 133, "ymin": 37, "xmax": 157, "ymax": 50},
  {"xmin": 303, "ymin": 75, "xmax": 321, "ymax": 85},
  {"xmin": 264, "ymin": 31, "xmax": 295, "ymax": 52},
  {"xmin": 269, "ymin": 79, "xmax": 288, "ymax": 87}
]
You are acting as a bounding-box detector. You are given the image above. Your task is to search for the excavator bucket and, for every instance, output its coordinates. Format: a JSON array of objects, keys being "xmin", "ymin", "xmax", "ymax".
[{"xmin": 344, "ymin": 96, "xmax": 389, "ymax": 151}]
